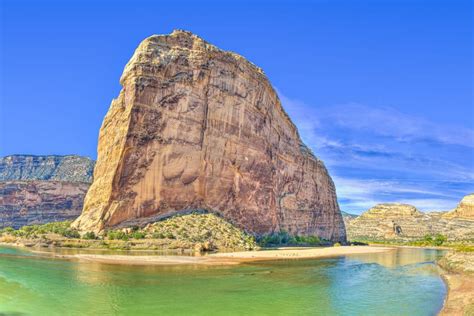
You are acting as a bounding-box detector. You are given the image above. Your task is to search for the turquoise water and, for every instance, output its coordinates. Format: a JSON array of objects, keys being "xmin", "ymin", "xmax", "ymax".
[{"xmin": 0, "ymin": 247, "xmax": 446, "ymax": 315}]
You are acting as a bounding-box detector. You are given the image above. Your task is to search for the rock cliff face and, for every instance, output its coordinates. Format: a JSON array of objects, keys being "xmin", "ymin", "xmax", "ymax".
[
  {"xmin": 444, "ymin": 194, "xmax": 474, "ymax": 220},
  {"xmin": 0, "ymin": 155, "xmax": 94, "ymax": 228},
  {"xmin": 0, "ymin": 181, "xmax": 89, "ymax": 229},
  {"xmin": 346, "ymin": 202, "xmax": 474, "ymax": 241},
  {"xmin": 0, "ymin": 155, "xmax": 94, "ymax": 182},
  {"xmin": 74, "ymin": 30, "xmax": 346, "ymax": 242}
]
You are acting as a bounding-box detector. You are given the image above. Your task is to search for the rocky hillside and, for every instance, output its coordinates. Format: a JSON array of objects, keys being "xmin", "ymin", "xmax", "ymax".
[
  {"xmin": 444, "ymin": 193, "xmax": 474, "ymax": 220},
  {"xmin": 0, "ymin": 155, "xmax": 94, "ymax": 182},
  {"xmin": 73, "ymin": 30, "xmax": 346, "ymax": 242},
  {"xmin": 346, "ymin": 201, "xmax": 474, "ymax": 241},
  {"xmin": 0, "ymin": 155, "xmax": 94, "ymax": 228}
]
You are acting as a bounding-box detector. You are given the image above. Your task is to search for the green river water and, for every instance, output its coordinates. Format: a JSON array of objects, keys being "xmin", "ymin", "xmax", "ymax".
[{"xmin": 0, "ymin": 246, "xmax": 446, "ymax": 316}]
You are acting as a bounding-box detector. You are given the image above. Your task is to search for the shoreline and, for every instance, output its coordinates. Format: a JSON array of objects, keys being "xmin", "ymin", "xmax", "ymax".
[
  {"xmin": 437, "ymin": 251, "xmax": 474, "ymax": 315},
  {"xmin": 438, "ymin": 270, "xmax": 474, "ymax": 316},
  {"xmin": 52, "ymin": 246, "xmax": 396, "ymax": 265},
  {"xmin": 0, "ymin": 244, "xmax": 395, "ymax": 266}
]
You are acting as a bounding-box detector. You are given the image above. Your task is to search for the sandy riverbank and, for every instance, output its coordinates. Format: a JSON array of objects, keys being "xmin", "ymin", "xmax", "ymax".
[
  {"xmin": 51, "ymin": 246, "xmax": 394, "ymax": 266},
  {"xmin": 438, "ymin": 252, "xmax": 474, "ymax": 316},
  {"xmin": 439, "ymin": 273, "xmax": 474, "ymax": 316}
]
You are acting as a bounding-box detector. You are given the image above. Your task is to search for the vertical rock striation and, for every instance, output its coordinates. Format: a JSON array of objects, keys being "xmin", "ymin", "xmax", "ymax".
[{"xmin": 73, "ymin": 30, "xmax": 346, "ymax": 242}]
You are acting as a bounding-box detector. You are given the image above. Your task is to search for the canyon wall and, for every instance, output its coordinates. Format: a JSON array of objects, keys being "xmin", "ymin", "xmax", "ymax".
[{"xmin": 0, "ymin": 155, "xmax": 94, "ymax": 228}]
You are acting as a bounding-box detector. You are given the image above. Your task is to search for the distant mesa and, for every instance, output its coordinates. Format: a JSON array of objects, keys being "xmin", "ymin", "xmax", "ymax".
[
  {"xmin": 357, "ymin": 203, "xmax": 423, "ymax": 219},
  {"xmin": 72, "ymin": 30, "xmax": 346, "ymax": 242},
  {"xmin": 0, "ymin": 155, "xmax": 94, "ymax": 229},
  {"xmin": 0, "ymin": 154, "xmax": 94, "ymax": 183},
  {"xmin": 346, "ymin": 198, "xmax": 474, "ymax": 241}
]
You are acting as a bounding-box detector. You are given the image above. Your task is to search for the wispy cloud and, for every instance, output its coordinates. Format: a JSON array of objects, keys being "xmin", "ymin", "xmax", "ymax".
[
  {"xmin": 277, "ymin": 90, "xmax": 474, "ymax": 214},
  {"xmin": 333, "ymin": 176, "xmax": 465, "ymax": 213}
]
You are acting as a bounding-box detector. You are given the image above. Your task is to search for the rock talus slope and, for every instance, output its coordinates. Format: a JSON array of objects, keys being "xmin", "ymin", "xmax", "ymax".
[{"xmin": 74, "ymin": 30, "xmax": 346, "ymax": 242}]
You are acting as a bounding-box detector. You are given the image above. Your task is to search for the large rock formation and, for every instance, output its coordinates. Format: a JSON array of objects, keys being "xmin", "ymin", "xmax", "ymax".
[
  {"xmin": 346, "ymin": 202, "xmax": 474, "ymax": 241},
  {"xmin": 73, "ymin": 30, "xmax": 346, "ymax": 242},
  {"xmin": 444, "ymin": 194, "xmax": 474, "ymax": 220},
  {"xmin": 0, "ymin": 155, "xmax": 94, "ymax": 228}
]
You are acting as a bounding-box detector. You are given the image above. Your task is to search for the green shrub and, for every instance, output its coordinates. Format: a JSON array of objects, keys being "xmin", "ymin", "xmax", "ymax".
[
  {"xmin": 423, "ymin": 234, "xmax": 433, "ymax": 243},
  {"xmin": 433, "ymin": 234, "xmax": 447, "ymax": 246},
  {"xmin": 258, "ymin": 232, "xmax": 324, "ymax": 247},
  {"xmin": 0, "ymin": 227, "xmax": 15, "ymax": 235},
  {"xmin": 62, "ymin": 229, "xmax": 80, "ymax": 239},
  {"xmin": 333, "ymin": 242, "xmax": 342, "ymax": 247},
  {"xmin": 131, "ymin": 231, "xmax": 146, "ymax": 239},
  {"xmin": 107, "ymin": 230, "xmax": 129, "ymax": 241},
  {"xmin": 82, "ymin": 232, "xmax": 97, "ymax": 240}
]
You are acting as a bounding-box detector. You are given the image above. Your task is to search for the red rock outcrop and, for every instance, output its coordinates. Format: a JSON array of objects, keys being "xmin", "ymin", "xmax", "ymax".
[
  {"xmin": 0, "ymin": 181, "xmax": 89, "ymax": 229},
  {"xmin": 73, "ymin": 30, "xmax": 346, "ymax": 242}
]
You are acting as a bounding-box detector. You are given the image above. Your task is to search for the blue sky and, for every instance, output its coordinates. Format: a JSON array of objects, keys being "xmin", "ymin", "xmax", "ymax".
[{"xmin": 1, "ymin": 0, "xmax": 473, "ymax": 213}]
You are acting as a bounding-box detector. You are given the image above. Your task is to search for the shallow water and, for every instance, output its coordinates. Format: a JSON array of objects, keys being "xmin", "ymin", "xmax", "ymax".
[{"xmin": 0, "ymin": 246, "xmax": 446, "ymax": 316}]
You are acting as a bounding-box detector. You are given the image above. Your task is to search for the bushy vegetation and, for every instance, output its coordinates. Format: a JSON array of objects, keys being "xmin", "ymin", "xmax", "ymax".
[
  {"xmin": 454, "ymin": 244, "xmax": 474, "ymax": 253},
  {"xmin": 82, "ymin": 231, "xmax": 97, "ymax": 240},
  {"xmin": 349, "ymin": 233, "xmax": 473, "ymax": 249},
  {"xmin": 107, "ymin": 230, "xmax": 129, "ymax": 241},
  {"xmin": 257, "ymin": 231, "xmax": 330, "ymax": 247},
  {"xmin": 146, "ymin": 212, "xmax": 257, "ymax": 250},
  {"xmin": 0, "ymin": 221, "xmax": 80, "ymax": 239}
]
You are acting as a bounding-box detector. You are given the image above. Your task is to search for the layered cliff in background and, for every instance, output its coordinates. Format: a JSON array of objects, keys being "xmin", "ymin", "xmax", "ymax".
[
  {"xmin": 345, "ymin": 199, "xmax": 474, "ymax": 241},
  {"xmin": 74, "ymin": 30, "xmax": 346, "ymax": 242},
  {"xmin": 0, "ymin": 155, "xmax": 94, "ymax": 228},
  {"xmin": 0, "ymin": 155, "xmax": 94, "ymax": 182}
]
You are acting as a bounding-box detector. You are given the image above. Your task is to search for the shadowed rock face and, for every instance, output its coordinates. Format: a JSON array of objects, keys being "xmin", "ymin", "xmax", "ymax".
[
  {"xmin": 73, "ymin": 30, "xmax": 346, "ymax": 242},
  {"xmin": 0, "ymin": 155, "xmax": 94, "ymax": 228}
]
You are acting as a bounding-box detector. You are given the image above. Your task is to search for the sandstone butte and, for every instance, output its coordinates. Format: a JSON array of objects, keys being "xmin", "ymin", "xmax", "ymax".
[
  {"xmin": 73, "ymin": 30, "xmax": 346, "ymax": 242},
  {"xmin": 443, "ymin": 193, "xmax": 474, "ymax": 220}
]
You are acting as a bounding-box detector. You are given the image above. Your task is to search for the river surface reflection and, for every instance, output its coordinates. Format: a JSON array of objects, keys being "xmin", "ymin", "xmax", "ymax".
[{"xmin": 0, "ymin": 246, "xmax": 446, "ymax": 316}]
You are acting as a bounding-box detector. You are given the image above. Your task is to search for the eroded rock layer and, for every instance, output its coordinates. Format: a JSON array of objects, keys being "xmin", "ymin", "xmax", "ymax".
[
  {"xmin": 444, "ymin": 194, "xmax": 474, "ymax": 220},
  {"xmin": 0, "ymin": 155, "xmax": 94, "ymax": 228},
  {"xmin": 0, "ymin": 181, "xmax": 89, "ymax": 229},
  {"xmin": 346, "ymin": 203, "xmax": 474, "ymax": 241},
  {"xmin": 74, "ymin": 30, "xmax": 346, "ymax": 242}
]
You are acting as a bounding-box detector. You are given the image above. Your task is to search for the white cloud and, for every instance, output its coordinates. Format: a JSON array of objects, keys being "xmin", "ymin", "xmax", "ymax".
[
  {"xmin": 333, "ymin": 176, "xmax": 462, "ymax": 213},
  {"xmin": 278, "ymin": 90, "xmax": 474, "ymax": 149},
  {"xmin": 276, "ymin": 90, "xmax": 473, "ymax": 214},
  {"xmin": 321, "ymin": 103, "xmax": 474, "ymax": 148}
]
